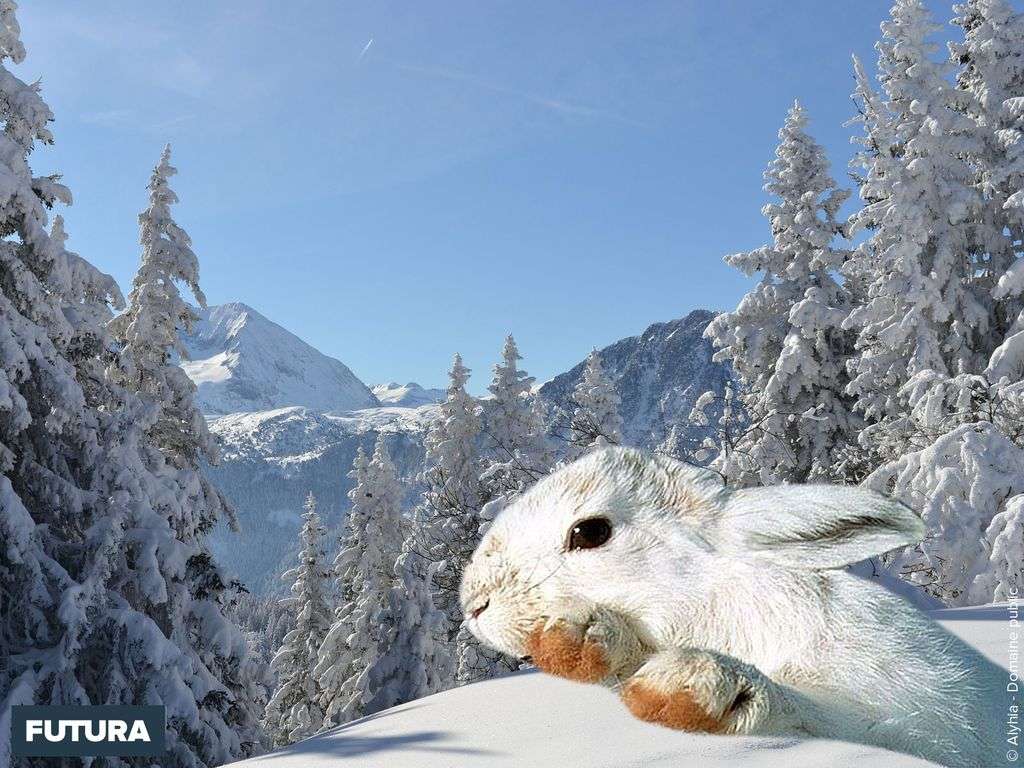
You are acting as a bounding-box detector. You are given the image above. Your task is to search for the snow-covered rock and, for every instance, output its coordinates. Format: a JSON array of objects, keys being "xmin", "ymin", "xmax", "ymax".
[
  {"xmin": 372, "ymin": 381, "xmax": 446, "ymax": 407},
  {"xmin": 226, "ymin": 605, "xmax": 1008, "ymax": 768},
  {"xmin": 539, "ymin": 309, "xmax": 730, "ymax": 452},
  {"xmin": 181, "ymin": 302, "xmax": 379, "ymax": 415}
]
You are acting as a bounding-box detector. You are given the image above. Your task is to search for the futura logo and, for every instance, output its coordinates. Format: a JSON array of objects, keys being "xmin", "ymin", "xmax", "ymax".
[
  {"xmin": 24, "ymin": 718, "xmax": 151, "ymax": 743},
  {"xmin": 11, "ymin": 705, "xmax": 165, "ymax": 757}
]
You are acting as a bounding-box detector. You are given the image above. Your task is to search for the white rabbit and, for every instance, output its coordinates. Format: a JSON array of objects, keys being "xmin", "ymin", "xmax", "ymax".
[{"xmin": 460, "ymin": 446, "xmax": 1008, "ymax": 768}]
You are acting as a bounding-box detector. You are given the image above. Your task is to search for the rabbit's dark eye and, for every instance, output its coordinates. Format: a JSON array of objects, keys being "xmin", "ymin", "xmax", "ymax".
[{"xmin": 567, "ymin": 517, "xmax": 612, "ymax": 551}]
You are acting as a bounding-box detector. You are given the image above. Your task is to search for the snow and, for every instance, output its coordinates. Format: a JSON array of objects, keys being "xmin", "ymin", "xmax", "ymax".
[
  {"xmin": 372, "ymin": 381, "xmax": 446, "ymax": 407},
  {"xmin": 180, "ymin": 302, "xmax": 379, "ymax": 415},
  {"xmin": 227, "ymin": 606, "xmax": 1007, "ymax": 768},
  {"xmin": 181, "ymin": 350, "xmax": 233, "ymax": 384}
]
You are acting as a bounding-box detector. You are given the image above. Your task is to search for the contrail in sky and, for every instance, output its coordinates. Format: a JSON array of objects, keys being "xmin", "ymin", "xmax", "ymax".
[
  {"xmin": 358, "ymin": 38, "xmax": 374, "ymax": 61},
  {"xmin": 384, "ymin": 59, "xmax": 649, "ymax": 128}
]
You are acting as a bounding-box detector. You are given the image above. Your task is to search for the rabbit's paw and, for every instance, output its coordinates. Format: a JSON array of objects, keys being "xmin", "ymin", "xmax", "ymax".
[
  {"xmin": 621, "ymin": 648, "xmax": 770, "ymax": 734},
  {"xmin": 527, "ymin": 609, "xmax": 650, "ymax": 684},
  {"xmin": 526, "ymin": 616, "xmax": 611, "ymax": 683}
]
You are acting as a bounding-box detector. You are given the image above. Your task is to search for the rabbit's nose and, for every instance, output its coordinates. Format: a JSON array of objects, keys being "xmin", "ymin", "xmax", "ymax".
[{"xmin": 470, "ymin": 599, "xmax": 490, "ymax": 620}]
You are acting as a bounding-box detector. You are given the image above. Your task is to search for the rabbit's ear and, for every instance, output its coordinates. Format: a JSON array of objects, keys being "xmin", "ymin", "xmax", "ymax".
[{"xmin": 717, "ymin": 485, "xmax": 925, "ymax": 570}]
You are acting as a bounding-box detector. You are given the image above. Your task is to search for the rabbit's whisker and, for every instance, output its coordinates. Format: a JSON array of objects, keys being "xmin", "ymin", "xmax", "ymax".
[{"xmin": 524, "ymin": 559, "xmax": 566, "ymax": 594}]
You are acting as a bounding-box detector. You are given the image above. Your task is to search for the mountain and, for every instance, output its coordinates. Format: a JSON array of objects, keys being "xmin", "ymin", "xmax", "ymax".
[
  {"xmin": 206, "ymin": 405, "xmax": 434, "ymax": 594},
  {"xmin": 180, "ymin": 302, "xmax": 379, "ymax": 415},
  {"xmin": 372, "ymin": 381, "xmax": 446, "ymax": 407},
  {"xmin": 225, "ymin": 605, "xmax": 1001, "ymax": 768},
  {"xmin": 539, "ymin": 309, "xmax": 730, "ymax": 454},
  {"xmin": 197, "ymin": 306, "xmax": 729, "ymax": 595}
]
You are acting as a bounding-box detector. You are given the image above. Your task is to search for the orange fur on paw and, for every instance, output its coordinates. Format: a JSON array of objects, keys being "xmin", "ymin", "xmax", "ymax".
[
  {"xmin": 621, "ymin": 680, "xmax": 726, "ymax": 733},
  {"xmin": 526, "ymin": 622, "xmax": 609, "ymax": 683}
]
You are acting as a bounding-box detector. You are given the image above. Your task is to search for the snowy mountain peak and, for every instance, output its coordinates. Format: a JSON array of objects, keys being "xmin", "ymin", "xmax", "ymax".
[
  {"xmin": 371, "ymin": 381, "xmax": 445, "ymax": 407},
  {"xmin": 180, "ymin": 302, "xmax": 379, "ymax": 415}
]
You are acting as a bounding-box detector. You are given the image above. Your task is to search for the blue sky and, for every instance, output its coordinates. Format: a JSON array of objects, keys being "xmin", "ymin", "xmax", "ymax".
[{"xmin": 16, "ymin": 0, "xmax": 981, "ymax": 390}]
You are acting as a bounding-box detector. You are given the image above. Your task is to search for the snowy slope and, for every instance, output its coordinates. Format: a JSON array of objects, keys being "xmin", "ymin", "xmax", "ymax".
[
  {"xmin": 372, "ymin": 381, "xmax": 446, "ymax": 407},
  {"xmin": 225, "ymin": 606, "xmax": 1006, "ymax": 768},
  {"xmin": 539, "ymin": 309, "xmax": 730, "ymax": 453},
  {"xmin": 180, "ymin": 302, "xmax": 379, "ymax": 414}
]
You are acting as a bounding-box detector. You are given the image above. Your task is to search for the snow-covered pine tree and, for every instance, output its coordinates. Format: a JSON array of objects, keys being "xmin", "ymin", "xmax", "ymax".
[
  {"xmin": 363, "ymin": 549, "xmax": 452, "ymax": 713},
  {"xmin": 101, "ymin": 145, "xmax": 265, "ymax": 762},
  {"xmin": 689, "ymin": 384, "xmax": 747, "ymax": 470},
  {"xmin": 951, "ymin": 0, "xmax": 1024, "ymax": 344},
  {"xmin": 455, "ymin": 338, "xmax": 556, "ymax": 683},
  {"xmin": 705, "ymin": 102, "xmax": 857, "ymax": 485},
  {"xmin": 109, "ymin": 145, "xmax": 224, "ymax": 502},
  {"xmin": 480, "ymin": 335, "xmax": 553, "ymax": 496},
  {"xmin": 265, "ymin": 492, "xmax": 332, "ymax": 746},
  {"xmin": 314, "ymin": 447, "xmax": 371, "ymax": 725},
  {"xmin": 865, "ymin": 372, "xmax": 1024, "ymax": 605},
  {"xmin": 228, "ymin": 592, "xmax": 295, "ymax": 684},
  {"xmin": 413, "ymin": 354, "xmax": 484, "ymax": 647},
  {"xmin": 849, "ymin": 1, "xmax": 1024, "ymax": 607},
  {"xmin": 567, "ymin": 349, "xmax": 624, "ymax": 458},
  {"xmin": 316, "ymin": 436, "xmax": 404, "ymax": 725},
  {"xmin": 1, "ymin": 6, "xmax": 260, "ymax": 765},
  {"xmin": 968, "ymin": 496, "xmax": 1024, "ymax": 604},
  {"xmin": 0, "ymin": 13, "xmax": 99, "ymax": 758},
  {"xmin": 844, "ymin": 0, "xmax": 987, "ymax": 463}
]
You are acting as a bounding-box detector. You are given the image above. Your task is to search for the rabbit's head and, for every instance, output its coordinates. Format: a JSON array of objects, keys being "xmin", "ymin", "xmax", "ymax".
[{"xmin": 460, "ymin": 446, "xmax": 924, "ymax": 660}]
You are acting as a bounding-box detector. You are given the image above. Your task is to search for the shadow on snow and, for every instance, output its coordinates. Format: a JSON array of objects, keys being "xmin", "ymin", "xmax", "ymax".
[{"xmin": 258, "ymin": 705, "xmax": 500, "ymax": 762}]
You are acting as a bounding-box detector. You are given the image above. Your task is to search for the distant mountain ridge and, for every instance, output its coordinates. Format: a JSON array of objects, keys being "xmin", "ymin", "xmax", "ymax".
[
  {"xmin": 190, "ymin": 305, "xmax": 728, "ymax": 594},
  {"xmin": 206, "ymin": 405, "xmax": 433, "ymax": 593},
  {"xmin": 372, "ymin": 381, "xmax": 446, "ymax": 407},
  {"xmin": 539, "ymin": 309, "xmax": 729, "ymax": 452},
  {"xmin": 180, "ymin": 302, "xmax": 379, "ymax": 415}
]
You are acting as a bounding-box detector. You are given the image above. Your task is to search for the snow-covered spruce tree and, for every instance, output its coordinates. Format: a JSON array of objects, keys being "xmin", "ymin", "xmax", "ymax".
[
  {"xmin": 458, "ymin": 338, "xmax": 556, "ymax": 682},
  {"xmin": 480, "ymin": 335, "xmax": 553, "ymax": 497},
  {"xmin": 316, "ymin": 437, "xmax": 404, "ymax": 725},
  {"xmin": 968, "ymin": 496, "xmax": 1024, "ymax": 604},
  {"xmin": 412, "ymin": 355, "xmax": 484, "ymax": 645},
  {"xmin": 705, "ymin": 102, "xmax": 858, "ymax": 485},
  {"xmin": 567, "ymin": 349, "xmax": 624, "ymax": 458},
  {"xmin": 109, "ymin": 145, "xmax": 228, "ymax": 519},
  {"xmin": 865, "ymin": 372, "xmax": 1024, "ymax": 605},
  {"xmin": 0, "ymin": 7, "xmax": 260, "ymax": 766},
  {"xmin": 228, "ymin": 592, "xmax": 295, "ymax": 684},
  {"xmin": 363, "ymin": 549, "xmax": 452, "ymax": 713},
  {"xmin": 101, "ymin": 145, "xmax": 265, "ymax": 762},
  {"xmin": 846, "ymin": 1, "xmax": 1024, "ymax": 607},
  {"xmin": 688, "ymin": 384, "xmax": 747, "ymax": 470},
  {"xmin": 844, "ymin": 0, "xmax": 987, "ymax": 464},
  {"xmin": 313, "ymin": 446, "xmax": 370, "ymax": 726},
  {"xmin": 952, "ymin": 0, "xmax": 1024, "ymax": 342},
  {"xmin": 0, "ymin": 12, "xmax": 98, "ymax": 759},
  {"xmin": 265, "ymin": 493, "xmax": 332, "ymax": 746}
]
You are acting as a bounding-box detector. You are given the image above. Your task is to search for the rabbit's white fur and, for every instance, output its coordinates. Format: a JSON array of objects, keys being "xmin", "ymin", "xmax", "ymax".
[{"xmin": 460, "ymin": 447, "xmax": 1007, "ymax": 768}]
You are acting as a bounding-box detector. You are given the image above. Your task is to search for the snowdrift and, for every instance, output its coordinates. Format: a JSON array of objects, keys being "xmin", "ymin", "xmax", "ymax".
[{"xmin": 226, "ymin": 605, "xmax": 1010, "ymax": 768}]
